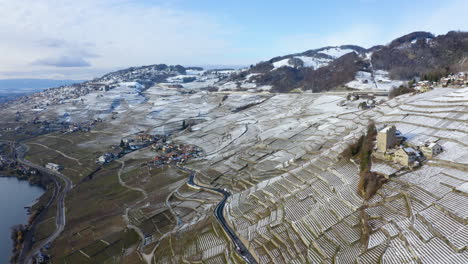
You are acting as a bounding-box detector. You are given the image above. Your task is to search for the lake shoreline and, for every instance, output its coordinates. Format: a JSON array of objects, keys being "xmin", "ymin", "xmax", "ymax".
[{"xmin": 0, "ymin": 172, "xmax": 52, "ymax": 263}]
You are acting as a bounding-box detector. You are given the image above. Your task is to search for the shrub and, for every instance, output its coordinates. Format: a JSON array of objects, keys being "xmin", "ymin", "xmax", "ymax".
[
  {"xmin": 357, "ymin": 122, "xmax": 379, "ymax": 199},
  {"xmin": 389, "ymin": 85, "xmax": 416, "ymax": 99}
]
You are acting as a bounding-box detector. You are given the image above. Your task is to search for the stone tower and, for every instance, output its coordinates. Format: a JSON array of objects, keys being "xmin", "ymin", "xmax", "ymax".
[{"xmin": 376, "ymin": 125, "xmax": 397, "ymax": 153}]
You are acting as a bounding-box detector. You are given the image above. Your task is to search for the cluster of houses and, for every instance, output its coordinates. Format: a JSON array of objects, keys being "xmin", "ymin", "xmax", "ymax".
[
  {"xmin": 0, "ymin": 155, "xmax": 17, "ymax": 170},
  {"xmin": 341, "ymin": 92, "xmax": 388, "ymax": 110},
  {"xmin": 414, "ymin": 81, "xmax": 434, "ymax": 93},
  {"xmin": 64, "ymin": 119, "xmax": 103, "ymax": 134},
  {"xmin": 96, "ymin": 133, "xmax": 173, "ymax": 165},
  {"xmin": 440, "ymin": 72, "xmax": 468, "ymax": 87},
  {"xmin": 0, "ymin": 155, "xmax": 41, "ymax": 176},
  {"xmin": 373, "ymin": 125, "xmax": 443, "ymax": 167},
  {"xmin": 17, "ymin": 82, "xmax": 111, "ymax": 110},
  {"xmin": 413, "ymin": 72, "xmax": 468, "ymax": 93},
  {"xmin": 2, "ymin": 126, "xmax": 24, "ymax": 132},
  {"xmin": 146, "ymin": 143, "xmax": 203, "ymax": 168},
  {"xmin": 121, "ymin": 133, "xmax": 168, "ymax": 151},
  {"xmin": 95, "ymin": 132, "xmax": 204, "ymax": 167}
]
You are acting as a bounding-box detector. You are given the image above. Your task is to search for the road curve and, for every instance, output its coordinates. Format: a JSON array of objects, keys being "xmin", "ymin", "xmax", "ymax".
[
  {"xmin": 14, "ymin": 143, "xmax": 73, "ymax": 264},
  {"xmin": 178, "ymin": 166, "xmax": 258, "ymax": 264}
]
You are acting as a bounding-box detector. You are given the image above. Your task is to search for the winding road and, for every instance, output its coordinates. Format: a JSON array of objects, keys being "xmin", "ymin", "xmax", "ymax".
[
  {"xmin": 12, "ymin": 142, "xmax": 73, "ymax": 264},
  {"xmin": 179, "ymin": 166, "xmax": 258, "ymax": 264},
  {"xmin": 7, "ymin": 139, "xmax": 256, "ymax": 263}
]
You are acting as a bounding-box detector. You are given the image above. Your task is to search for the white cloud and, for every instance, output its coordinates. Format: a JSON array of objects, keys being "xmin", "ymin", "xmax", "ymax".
[
  {"xmin": 32, "ymin": 55, "xmax": 92, "ymax": 67},
  {"xmin": 0, "ymin": 0, "xmax": 235, "ymax": 79},
  {"xmin": 0, "ymin": 0, "xmax": 465, "ymax": 79}
]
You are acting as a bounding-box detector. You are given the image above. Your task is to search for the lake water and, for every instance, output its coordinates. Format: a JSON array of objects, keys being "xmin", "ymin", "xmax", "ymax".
[{"xmin": 0, "ymin": 177, "xmax": 44, "ymax": 263}]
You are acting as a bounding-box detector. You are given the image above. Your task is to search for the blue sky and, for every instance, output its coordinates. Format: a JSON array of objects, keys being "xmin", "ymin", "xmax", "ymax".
[{"xmin": 0, "ymin": 0, "xmax": 466, "ymax": 79}]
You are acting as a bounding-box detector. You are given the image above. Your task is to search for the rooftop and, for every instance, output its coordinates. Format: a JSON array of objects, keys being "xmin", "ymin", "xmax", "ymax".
[{"xmin": 379, "ymin": 125, "xmax": 395, "ymax": 133}]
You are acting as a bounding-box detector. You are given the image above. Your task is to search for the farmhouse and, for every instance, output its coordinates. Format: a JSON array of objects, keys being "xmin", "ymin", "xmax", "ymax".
[
  {"xmin": 421, "ymin": 142, "xmax": 443, "ymax": 158},
  {"xmin": 394, "ymin": 147, "xmax": 419, "ymax": 166},
  {"xmin": 45, "ymin": 163, "xmax": 63, "ymax": 171},
  {"xmin": 97, "ymin": 153, "xmax": 115, "ymax": 164}
]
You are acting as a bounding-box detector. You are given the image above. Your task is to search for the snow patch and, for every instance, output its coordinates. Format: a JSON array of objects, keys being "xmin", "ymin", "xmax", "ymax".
[
  {"xmin": 294, "ymin": 56, "xmax": 330, "ymax": 69},
  {"xmin": 272, "ymin": 58, "xmax": 291, "ymax": 69},
  {"xmin": 345, "ymin": 71, "xmax": 377, "ymax": 90},
  {"xmin": 319, "ymin": 48, "xmax": 357, "ymax": 58}
]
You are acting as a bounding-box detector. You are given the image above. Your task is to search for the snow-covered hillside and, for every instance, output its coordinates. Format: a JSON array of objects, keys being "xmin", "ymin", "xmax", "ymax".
[
  {"xmin": 219, "ymin": 45, "xmax": 368, "ymax": 92},
  {"xmin": 318, "ymin": 47, "xmax": 358, "ymax": 58},
  {"xmin": 272, "ymin": 56, "xmax": 330, "ymax": 70},
  {"xmin": 163, "ymin": 69, "xmax": 236, "ymax": 89},
  {"xmin": 271, "ymin": 46, "xmax": 362, "ymax": 71},
  {"xmin": 345, "ymin": 70, "xmax": 405, "ymax": 91}
]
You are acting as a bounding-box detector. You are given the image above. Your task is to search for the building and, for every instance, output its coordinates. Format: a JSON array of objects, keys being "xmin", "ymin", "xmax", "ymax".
[
  {"xmin": 440, "ymin": 77, "xmax": 451, "ymax": 86},
  {"xmin": 394, "ymin": 147, "xmax": 419, "ymax": 166},
  {"xmin": 144, "ymin": 235, "xmax": 152, "ymax": 246},
  {"xmin": 137, "ymin": 133, "xmax": 154, "ymax": 142},
  {"xmin": 416, "ymin": 85, "xmax": 433, "ymax": 93},
  {"xmin": 417, "ymin": 80, "xmax": 431, "ymax": 87},
  {"xmin": 45, "ymin": 163, "xmax": 63, "ymax": 171},
  {"xmin": 420, "ymin": 86, "xmax": 433, "ymax": 93},
  {"xmin": 97, "ymin": 153, "xmax": 115, "ymax": 164},
  {"xmin": 377, "ymin": 125, "xmax": 399, "ymax": 153},
  {"xmin": 421, "ymin": 142, "xmax": 443, "ymax": 158}
]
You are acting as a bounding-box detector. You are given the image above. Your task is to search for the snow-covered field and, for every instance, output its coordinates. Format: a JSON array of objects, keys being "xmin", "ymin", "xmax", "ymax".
[
  {"xmin": 318, "ymin": 47, "xmax": 357, "ymax": 58},
  {"xmin": 1, "ymin": 77, "xmax": 467, "ymax": 264},
  {"xmin": 162, "ymin": 69, "xmax": 237, "ymax": 89},
  {"xmin": 346, "ymin": 70, "xmax": 405, "ymax": 91},
  {"xmin": 272, "ymin": 56, "xmax": 331, "ymax": 70},
  {"xmin": 271, "ymin": 47, "xmax": 361, "ymax": 71}
]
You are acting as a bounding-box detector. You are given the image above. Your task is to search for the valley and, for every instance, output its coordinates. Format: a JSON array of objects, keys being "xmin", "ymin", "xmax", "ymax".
[{"xmin": 0, "ymin": 31, "xmax": 467, "ymax": 264}]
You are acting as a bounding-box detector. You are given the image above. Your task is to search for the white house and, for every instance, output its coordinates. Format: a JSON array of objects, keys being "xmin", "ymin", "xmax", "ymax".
[
  {"xmin": 97, "ymin": 153, "xmax": 115, "ymax": 164},
  {"xmin": 394, "ymin": 147, "xmax": 420, "ymax": 166},
  {"xmin": 421, "ymin": 142, "xmax": 443, "ymax": 158},
  {"xmin": 45, "ymin": 163, "xmax": 63, "ymax": 171}
]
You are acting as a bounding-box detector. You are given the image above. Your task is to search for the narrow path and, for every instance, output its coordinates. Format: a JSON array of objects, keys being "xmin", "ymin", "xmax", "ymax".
[
  {"xmin": 207, "ymin": 124, "xmax": 249, "ymax": 157},
  {"xmin": 165, "ymin": 190, "xmax": 183, "ymax": 227},
  {"xmin": 43, "ymin": 135, "xmax": 75, "ymax": 145},
  {"xmin": 115, "ymin": 160, "xmax": 152, "ymax": 264},
  {"xmin": 116, "ymin": 160, "xmax": 148, "ymax": 199},
  {"xmin": 28, "ymin": 142, "xmax": 83, "ymax": 166}
]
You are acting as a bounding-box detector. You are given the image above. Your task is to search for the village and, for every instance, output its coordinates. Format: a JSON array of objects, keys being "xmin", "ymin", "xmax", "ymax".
[
  {"xmin": 6, "ymin": 130, "xmax": 203, "ymax": 178},
  {"xmin": 95, "ymin": 132, "xmax": 203, "ymax": 168},
  {"xmin": 0, "ymin": 146, "xmax": 41, "ymax": 178},
  {"xmin": 339, "ymin": 71, "xmax": 468, "ymax": 110}
]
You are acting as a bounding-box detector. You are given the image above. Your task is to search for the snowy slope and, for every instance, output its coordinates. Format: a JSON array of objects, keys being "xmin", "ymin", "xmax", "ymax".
[
  {"xmin": 318, "ymin": 47, "xmax": 357, "ymax": 58},
  {"xmin": 271, "ymin": 46, "xmax": 362, "ymax": 71}
]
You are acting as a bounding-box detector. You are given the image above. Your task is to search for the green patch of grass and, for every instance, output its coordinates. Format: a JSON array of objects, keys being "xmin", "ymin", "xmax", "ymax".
[
  {"xmin": 49, "ymin": 161, "xmax": 141, "ymax": 260},
  {"xmin": 60, "ymin": 230, "xmax": 140, "ymax": 264},
  {"xmin": 34, "ymin": 217, "xmax": 56, "ymax": 241},
  {"xmin": 63, "ymin": 251, "xmax": 91, "ymax": 264}
]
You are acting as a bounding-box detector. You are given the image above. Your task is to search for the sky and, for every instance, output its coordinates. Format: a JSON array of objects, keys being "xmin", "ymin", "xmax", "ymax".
[{"xmin": 0, "ymin": 0, "xmax": 466, "ymax": 79}]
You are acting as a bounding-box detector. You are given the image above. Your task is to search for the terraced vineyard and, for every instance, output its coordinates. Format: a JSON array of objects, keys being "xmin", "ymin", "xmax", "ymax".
[
  {"xmin": 157, "ymin": 87, "xmax": 468, "ymax": 263},
  {"xmin": 2, "ymin": 80, "xmax": 466, "ymax": 263}
]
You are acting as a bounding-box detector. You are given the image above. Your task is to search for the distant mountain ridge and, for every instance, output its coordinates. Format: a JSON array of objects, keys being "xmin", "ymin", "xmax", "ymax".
[
  {"xmin": 224, "ymin": 31, "xmax": 468, "ymax": 92},
  {"xmin": 2, "ymin": 30, "xmax": 467, "ymax": 105},
  {"xmin": 372, "ymin": 31, "xmax": 468, "ymax": 79}
]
